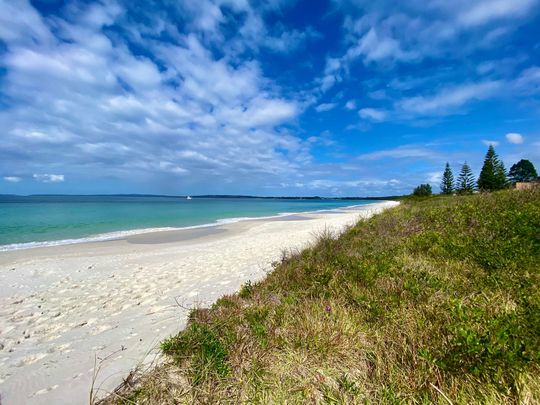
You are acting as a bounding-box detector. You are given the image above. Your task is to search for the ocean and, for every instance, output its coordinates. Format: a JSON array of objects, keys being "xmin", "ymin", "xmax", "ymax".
[{"xmin": 0, "ymin": 195, "xmax": 380, "ymax": 251}]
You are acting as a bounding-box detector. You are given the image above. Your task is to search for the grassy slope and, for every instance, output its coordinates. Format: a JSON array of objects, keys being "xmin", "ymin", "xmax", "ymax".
[{"xmin": 108, "ymin": 189, "xmax": 540, "ymax": 404}]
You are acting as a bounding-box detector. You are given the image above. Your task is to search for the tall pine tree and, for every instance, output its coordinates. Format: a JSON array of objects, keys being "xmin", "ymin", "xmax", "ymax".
[
  {"xmin": 457, "ymin": 162, "xmax": 475, "ymax": 194},
  {"xmin": 477, "ymin": 145, "xmax": 508, "ymax": 191},
  {"xmin": 440, "ymin": 162, "xmax": 454, "ymax": 194}
]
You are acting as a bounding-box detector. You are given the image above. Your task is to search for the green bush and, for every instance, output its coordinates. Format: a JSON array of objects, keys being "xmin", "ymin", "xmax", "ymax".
[{"xmin": 412, "ymin": 183, "xmax": 432, "ymax": 196}]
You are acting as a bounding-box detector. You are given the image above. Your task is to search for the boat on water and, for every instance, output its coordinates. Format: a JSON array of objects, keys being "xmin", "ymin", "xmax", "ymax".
[{"xmin": 186, "ymin": 196, "xmax": 192, "ymax": 200}]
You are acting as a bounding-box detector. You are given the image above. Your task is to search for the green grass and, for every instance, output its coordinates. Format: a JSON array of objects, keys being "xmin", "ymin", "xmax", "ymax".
[{"xmin": 103, "ymin": 189, "xmax": 540, "ymax": 404}]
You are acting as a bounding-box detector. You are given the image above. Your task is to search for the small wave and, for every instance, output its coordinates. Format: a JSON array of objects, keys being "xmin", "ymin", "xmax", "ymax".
[{"xmin": 0, "ymin": 201, "xmax": 391, "ymax": 252}]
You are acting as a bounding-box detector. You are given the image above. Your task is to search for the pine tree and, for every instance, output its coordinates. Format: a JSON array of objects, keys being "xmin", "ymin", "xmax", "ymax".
[
  {"xmin": 509, "ymin": 159, "xmax": 538, "ymax": 183},
  {"xmin": 440, "ymin": 162, "xmax": 454, "ymax": 194},
  {"xmin": 477, "ymin": 145, "xmax": 508, "ymax": 191},
  {"xmin": 456, "ymin": 162, "xmax": 475, "ymax": 194}
]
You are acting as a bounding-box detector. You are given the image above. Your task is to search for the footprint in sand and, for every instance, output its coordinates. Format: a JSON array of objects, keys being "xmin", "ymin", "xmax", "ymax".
[
  {"xmin": 91, "ymin": 324, "xmax": 114, "ymax": 335},
  {"xmin": 57, "ymin": 343, "xmax": 71, "ymax": 352},
  {"xmin": 18, "ymin": 352, "xmax": 47, "ymax": 366},
  {"xmin": 30, "ymin": 384, "xmax": 59, "ymax": 397}
]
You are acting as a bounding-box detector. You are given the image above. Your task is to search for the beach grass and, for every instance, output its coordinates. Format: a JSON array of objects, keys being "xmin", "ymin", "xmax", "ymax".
[{"xmin": 101, "ymin": 188, "xmax": 540, "ymax": 404}]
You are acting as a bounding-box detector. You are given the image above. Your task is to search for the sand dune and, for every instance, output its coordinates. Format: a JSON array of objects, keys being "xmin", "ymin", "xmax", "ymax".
[{"xmin": 0, "ymin": 201, "xmax": 398, "ymax": 404}]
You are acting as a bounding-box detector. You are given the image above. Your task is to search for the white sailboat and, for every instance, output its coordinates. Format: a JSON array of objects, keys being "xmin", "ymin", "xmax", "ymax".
[{"xmin": 186, "ymin": 196, "xmax": 192, "ymax": 200}]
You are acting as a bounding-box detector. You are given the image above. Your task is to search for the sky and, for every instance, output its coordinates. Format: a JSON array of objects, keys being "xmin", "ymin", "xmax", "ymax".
[{"xmin": 1, "ymin": 0, "xmax": 539, "ymax": 197}]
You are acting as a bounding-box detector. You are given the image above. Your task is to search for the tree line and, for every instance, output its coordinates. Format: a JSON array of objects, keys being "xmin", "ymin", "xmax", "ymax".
[{"xmin": 412, "ymin": 145, "xmax": 538, "ymax": 196}]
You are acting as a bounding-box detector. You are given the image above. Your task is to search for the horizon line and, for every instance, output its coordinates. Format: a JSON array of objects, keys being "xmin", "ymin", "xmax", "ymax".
[{"xmin": 0, "ymin": 193, "xmax": 400, "ymax": 200}]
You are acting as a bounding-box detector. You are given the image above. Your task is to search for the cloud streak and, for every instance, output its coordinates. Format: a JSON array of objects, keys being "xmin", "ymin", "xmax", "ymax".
[
  {"xmin": 397, "ymin": 81, "xmax": 502, "ymax": 116},
  {"xmin": 358, "ymin": 146, "xmax": 440, "ymax": 161},
  {"xmin": 3, "ymin": 176, "xmax": 22, "ymax": 183},
  {"xmin": 33, "ymin": 174, "xmax": 65, "ymax": 183}
]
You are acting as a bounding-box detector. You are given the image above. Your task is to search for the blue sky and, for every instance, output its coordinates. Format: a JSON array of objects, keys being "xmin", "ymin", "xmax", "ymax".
[{"xmin": 1, "ymin": 0, "xmax": 539, "ymax": 196}]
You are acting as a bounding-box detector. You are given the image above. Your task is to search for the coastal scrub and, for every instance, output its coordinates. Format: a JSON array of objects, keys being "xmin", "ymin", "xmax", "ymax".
[{"xmin": 102, "ymin": 189, "xmax": 540, "ymax": 404}]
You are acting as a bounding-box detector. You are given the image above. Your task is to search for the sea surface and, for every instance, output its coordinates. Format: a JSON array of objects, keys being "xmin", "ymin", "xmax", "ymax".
[{"xmin": 0, "ymin": 195, "xmax": 380, "ymax": 250}]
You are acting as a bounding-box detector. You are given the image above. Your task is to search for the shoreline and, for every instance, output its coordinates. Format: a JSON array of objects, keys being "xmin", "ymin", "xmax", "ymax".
[
  {"xmin": 0, "ymin": 201, "xmax": 398, "ymax": 404},
  {"xmin": 0, "ymin": 202, "xmax": 380, "ymax": 253}
]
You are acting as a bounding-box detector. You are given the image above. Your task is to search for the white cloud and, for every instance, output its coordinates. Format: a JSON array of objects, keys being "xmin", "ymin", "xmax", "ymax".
[
  {"xmin": 398, "ymin": 81, "xmax": 501, "ymax": 116},
  {"xmin": 358, "ymin": 145, "xmax": 439, "ymax": 161},
  {"xmin": 347, "ymin": 27, "xmax": 418, "ymax": 64},
  {"xmin": 482, "ymin": 139, "xmax": 500, "ymax": 146},
  {"xmin": 345, "ymin": 100, "xmax": 357, "ymax": 110},
  {"xmin": 308, "ymin": 178, "xmax": 401, "ymax": 189},
  {"xmin": 458, "ymin": 0, "xmax": 538, "ymax": 27},
  {"xmin": 368, "ymin": 90, "xmax": 387, "ymax": 100},
  {"xmin": 263, "ymin": 27, "xmax": 321, "ymax": 53},
  {"xmin": 3, "ymin": 176, "xmax": 22, "ymax": 183},
  {"xmin": 0, "ymin": 0, "xmax": 55, "ymax": 46},
  {"xmin": 506, "ymin": 132, "xmax": 524, "ymax": 144},
  {"xmin": 33, "ymin": 174, "xmax": 65, "ymax": 183},
  {"xmin": 359, "ymin": 107, "xmax": 387, "ymax": 121},
  {"xmin": 513, "ymin": 66, "xmax": 540, "ymax": 95},
  {"xmin": 427, "ymin": 172, "xmax": 442, "ymax": 183},
  {"xmin": 319, "ymin": 57, "xmax": 343, "ymax": 92},
  {"xmin": 315, "ymin": 103, "xmax": 337, "ymax": 112}
]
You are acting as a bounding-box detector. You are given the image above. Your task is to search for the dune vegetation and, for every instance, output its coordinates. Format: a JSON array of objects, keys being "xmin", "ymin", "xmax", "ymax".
[{"xmin": 102, "ymin": 188, "xmax": 540, "ymax": 404}]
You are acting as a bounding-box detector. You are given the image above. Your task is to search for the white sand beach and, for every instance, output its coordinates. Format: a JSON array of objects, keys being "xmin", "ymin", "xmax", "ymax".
[{"xmin": 0, "ymin": 201, "xmax": 398, "ymax": 404}]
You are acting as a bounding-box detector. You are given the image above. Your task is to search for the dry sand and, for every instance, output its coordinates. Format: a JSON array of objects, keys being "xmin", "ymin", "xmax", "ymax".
[{"xmin": 0, "ymin": 201, "xmax": 398, "ymax": 404}]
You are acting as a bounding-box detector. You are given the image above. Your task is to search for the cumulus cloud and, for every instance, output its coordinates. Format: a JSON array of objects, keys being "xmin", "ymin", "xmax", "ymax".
[
  {"xmin": 3, "ymin": 176, "xmax": 22, "ymax": 183},
  {"xmin": 506, "ymin": 133, "xmax": 524, "ymax": 144},
  {"xmin": 33, "ymin": 174, "xmax": 65, "ymax": 183}
]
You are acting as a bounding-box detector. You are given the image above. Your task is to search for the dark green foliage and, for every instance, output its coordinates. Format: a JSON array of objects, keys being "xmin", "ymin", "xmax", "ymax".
[
  {"xmin": 440, "ymin": 162, "xmax": 454, "ymax": 194},
  {"xmin": 238, "ymin": 280, "xmax": 254, "ymax": 298},
  {"xmin": 245, "ymin": 308, "xmax": 269, "ymax": 347},
  {"xmin": 478, "ymin": 145, "xmax": 508, "ymax": 191},
  {"xmin": 456, "ymin": 162, "xmax": 475, "ymax": 194},
  {"xmin": 509, "ymin": 159, "xmax": 538, "ymax": 183},
  {"xmin": 161, "ymin": 322, "xmax": 230, "ymax": 383},
  {"xmin": 412, "ymin": 183, "xmax": 432, "ymax": 197}
]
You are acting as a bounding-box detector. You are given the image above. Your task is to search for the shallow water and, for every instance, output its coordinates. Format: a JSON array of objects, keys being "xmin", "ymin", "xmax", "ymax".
[{"xmin": 0, "ymin": 196, "xmax": 378, "ymax": 249}]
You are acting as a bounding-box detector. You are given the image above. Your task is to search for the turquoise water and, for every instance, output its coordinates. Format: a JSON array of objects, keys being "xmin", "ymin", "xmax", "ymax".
[{"xmin": 0, "ymin": 196, "xmax": 380, "ymax": 250}]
